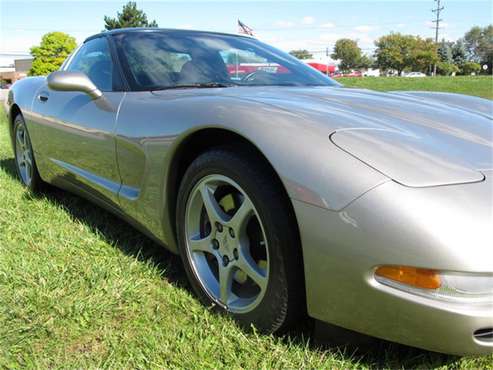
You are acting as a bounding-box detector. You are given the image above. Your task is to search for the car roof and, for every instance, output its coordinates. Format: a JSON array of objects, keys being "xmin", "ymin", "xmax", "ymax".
[{"xmin": 84, "ymin": 28, "xmax": 253, "ymax": 43}]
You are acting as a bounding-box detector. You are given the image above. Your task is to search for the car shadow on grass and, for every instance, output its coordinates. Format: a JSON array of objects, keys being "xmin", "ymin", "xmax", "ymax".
[{"xmin": 0, "ymin": 157, "xmax": 461, "ymax": 369}]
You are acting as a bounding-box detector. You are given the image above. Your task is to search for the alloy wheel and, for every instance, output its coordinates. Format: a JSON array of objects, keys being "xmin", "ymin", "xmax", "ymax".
[
  {"xmin": 15, "ymin": 122, "xmax": 34, "ymax": 186},
  {"xmin": 184, "ymin": 174, "xmax": 269, "ymax": 313}
]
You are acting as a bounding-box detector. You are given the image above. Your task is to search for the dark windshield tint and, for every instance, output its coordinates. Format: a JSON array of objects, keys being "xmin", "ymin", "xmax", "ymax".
[{"xmin": 113, "ymin": 31, "xmax": 339, "ymax": 91}]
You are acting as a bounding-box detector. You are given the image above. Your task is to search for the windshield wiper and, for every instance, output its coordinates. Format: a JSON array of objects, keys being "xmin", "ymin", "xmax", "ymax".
[{"xmin": 151, "ymin": 82, "xmax": 237, "ymax": 91}]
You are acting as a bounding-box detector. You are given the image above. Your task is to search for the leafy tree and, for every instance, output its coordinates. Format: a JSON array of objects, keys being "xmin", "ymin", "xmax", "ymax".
[
  {"xmin": 464, "ymin": 26, "xmax": 483, "ymax": 62},
  {"xmin": 374, "ymin": 33, "xmax": 415, "ymax": 76},
  {"xmin": 451, "ymin": 39, "xmax": 468, "ymax": 67},
  {"xmin": 436, "ymin": 62, "xmax": 459, "ymax": 76},
  {"xmin": 464, "ymin": 25, "xmax": 493, "ymax": 73},
  {"xmin": 410, "ymin": 37, "xmax": 439, "ymax": 73},
  {"xmin": 289, "ymin": 49, "xmax": 313, "ymax": 60},
  {"xmin": 29, "ymin": 32, "xmax": 77, "ymax": 76},
  {"xmin": 438, "ymin": 39, "xmax": 453, "ymax": 63},
  {"xmin": 357, "ymin": 54, "xmax": 374, "ymax": 69},
  {"xmin": 374, "ymin": 33, "xmax": 438, "ymax": 76},
  {"xmin": 331, "ymin": 39, "xmax": 361, "ymax": 72},
  {"xmin": 104, "ymin": 1, "xmax": 158, "ymax": 30},
  {"xmin": 461, "ymin": 61, "xmax": 481, "ymax": 75}
]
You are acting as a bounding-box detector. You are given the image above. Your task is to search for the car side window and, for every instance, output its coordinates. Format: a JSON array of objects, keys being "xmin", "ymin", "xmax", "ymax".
[
  {"xmin": 124, "ymin": 38, "xmax": 191, "ymax": 88},
  {"xmin": 67, "ymin": 37, "xmax": 113, "ymax": 92}
]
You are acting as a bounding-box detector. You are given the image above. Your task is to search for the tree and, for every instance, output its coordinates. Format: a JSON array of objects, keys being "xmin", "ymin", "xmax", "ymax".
[
  {"xmin": 374, "ymin": 33, "xmax": 438, "ymax": 76},
  {"xmin": 29, "ymin": 32, "xmax": 77, "ymax": 76},
  {"xmin": 464, "ymin": 26, "xmax": 483, "ymax": 62},
  {"xmin": 451, "ymin": 39, "xmax": 468, "ymax": 67},
  {"xmin": 357, "ymin": 54, "xmax": 374, "ymax": 69},
  {"xmin": 289, "ymin": 49, "xmax": 313, "ymax": 60},
  {"xmin": 410, "ymin": 37, "xmax": 439, "ymax": 73},
  {"xmin": 438, "ymin": 39, "xmax": 453, "ymax": 63},
  {"xmin": 436, "ymin": 62, "xmax": 459, "ymax": 76},
  {"xmin": 464, "ymin": 25, "xmax": 493, "ymax": 73},
  {"xmin": 104, "ymin": 1, "xmax": 158, "ymax": 30},
  {"xmin": 331, "ymin": 39, "xmax": 361, "ymax": 72},
  {"xmin": 461, "ymin": 61, "xmax": 481, "ymax": 75},
  {"xmin": 374, "ymin": 33, "xmax": 415, "ymax": 76}
]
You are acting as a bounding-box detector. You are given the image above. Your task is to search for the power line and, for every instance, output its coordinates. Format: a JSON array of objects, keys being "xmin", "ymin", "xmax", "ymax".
[{"xmin": 432, "ymin": 0, "xmax": 444, "ymax": 75}]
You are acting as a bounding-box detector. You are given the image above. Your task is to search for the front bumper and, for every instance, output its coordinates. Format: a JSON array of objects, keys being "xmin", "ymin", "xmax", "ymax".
[{"xmin": 294, "ymin": 171, "xmax": 493, "ymax": 355}]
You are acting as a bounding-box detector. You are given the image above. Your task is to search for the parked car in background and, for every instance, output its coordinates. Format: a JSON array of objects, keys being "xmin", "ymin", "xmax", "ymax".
[
  {"xmin": 363, "ymin": 69, "xmax": 380, "ymax": 77},
  {"xmin": 404, "ymin": 72, "xmax": 427, "ymax": 78},
  {"xmin": 3, "ymin": 28, "xmax": 493, "ymax": 356},
  {"xmin": 333, "ymin": 70, "xmax": 362, "ymax": 78}
]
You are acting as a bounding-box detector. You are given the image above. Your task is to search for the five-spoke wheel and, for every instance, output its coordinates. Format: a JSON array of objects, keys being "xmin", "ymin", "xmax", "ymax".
[
  {"xmin": 177, "ymin": 147, "xmax": 304, "ymax": 333},
  {"xmin": 14, "ymin": 119, "xmax": 34, "ymax": 186},
  {"xmin": 185, "ymin": 174, "xmax": 269, "ymax": 313},
  {"xmin": 13, "ymin": 114, "xmax": 43, "ymax": 191}
]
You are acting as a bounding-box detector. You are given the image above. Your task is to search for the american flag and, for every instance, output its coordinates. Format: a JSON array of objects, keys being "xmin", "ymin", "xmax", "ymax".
[{"xmin": 238, "ymin": 20, "xmax": 254, "ymax": 36}]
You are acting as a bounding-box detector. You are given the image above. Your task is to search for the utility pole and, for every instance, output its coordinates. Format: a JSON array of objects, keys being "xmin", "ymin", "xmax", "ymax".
[{"xmin": 432, "ymin": 0, "xmax": 444, "ymax": 76}]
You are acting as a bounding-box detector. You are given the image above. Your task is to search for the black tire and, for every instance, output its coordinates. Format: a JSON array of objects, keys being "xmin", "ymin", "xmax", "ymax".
[
  {"xmin": 13, "ymin": 113, "xmax": 44, "ymax": 192},
  {"xmin": 176, "ymin": 147, "xmax": 305, "ymax": 333}
]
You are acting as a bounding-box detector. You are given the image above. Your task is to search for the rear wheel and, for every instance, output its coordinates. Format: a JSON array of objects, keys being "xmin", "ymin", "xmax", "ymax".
[
  {"xmin": 13, "ymin": 114, "xmax": 43, "ymax": 191},
  {"xmin": 176, "ymin": 147, "xmax": 304, "ymax": 333}
]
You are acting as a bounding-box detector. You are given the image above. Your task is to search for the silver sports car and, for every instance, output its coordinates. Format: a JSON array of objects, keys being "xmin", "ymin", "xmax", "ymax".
[{"xmin": 3, "ymin": 28, "xmax": 493, "ymax": 356}]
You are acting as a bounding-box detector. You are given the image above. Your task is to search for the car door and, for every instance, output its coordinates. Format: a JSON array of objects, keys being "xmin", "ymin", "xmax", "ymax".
[{"xmin": 30, "ymin": 36, "xmax": 125, "ymax": 206}]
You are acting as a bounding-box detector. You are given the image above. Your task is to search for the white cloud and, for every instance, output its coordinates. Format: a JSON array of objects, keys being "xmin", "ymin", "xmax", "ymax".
[
  {"xmin": 321, "ymin": 22, "xmax": 336, "ymax": 29},
  {"xmin": 354, "ymin": 25, "xmax": 375, "ymax": 33},
  {"xmin": 301, "ymin": 16, "xmax": 316, "ymax": 25}
]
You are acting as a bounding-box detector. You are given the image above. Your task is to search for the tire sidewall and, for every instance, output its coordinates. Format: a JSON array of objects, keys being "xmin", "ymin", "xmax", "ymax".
[
  {"xmin": 13, "ymin": 114, "xmax": 41, "ymax": 191},
  {"xmin": 176, "ymin": 149, "xmax": 297, "ymax": 332}
]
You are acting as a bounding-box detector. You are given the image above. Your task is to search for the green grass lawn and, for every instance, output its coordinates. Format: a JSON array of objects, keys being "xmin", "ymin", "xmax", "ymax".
[
  {"xmin": 337, "ymin": 76, "xmax": 493, "ymax": 100},
  {"xmin": 1, "ymin": 111, "xmax": 492, "ymax": 368}
]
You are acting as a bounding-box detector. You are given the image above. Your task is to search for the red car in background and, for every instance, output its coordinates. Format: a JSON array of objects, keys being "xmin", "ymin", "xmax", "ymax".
[{"xmin": 306, "ymin": 62, "xmax": 335, "ymax": 76}]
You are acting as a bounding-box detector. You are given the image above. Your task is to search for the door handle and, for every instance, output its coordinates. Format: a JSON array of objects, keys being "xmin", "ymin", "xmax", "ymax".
[{"xmin": 38, "ymin": 93, "xmax": 49, "ymax": 102}]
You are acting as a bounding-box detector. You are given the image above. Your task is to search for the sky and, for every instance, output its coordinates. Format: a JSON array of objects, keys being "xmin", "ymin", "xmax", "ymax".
[{"xmin": 0, "ymin": 0, "xmax": 492, "ymax": 66}]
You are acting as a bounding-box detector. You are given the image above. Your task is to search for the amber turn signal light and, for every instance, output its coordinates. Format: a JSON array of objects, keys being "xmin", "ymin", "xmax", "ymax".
[{"xmin": 375, "ymin": 265, "xmax": 441, "ymax": 289}]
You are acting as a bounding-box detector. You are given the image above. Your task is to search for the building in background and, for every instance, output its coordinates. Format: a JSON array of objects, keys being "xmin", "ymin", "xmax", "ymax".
[
  {"xmin": 15, "ymin": 58, "xmax": 33, "ymax": 75},
  {"xmin": 0, "ymin": 57, "xmax": 33, "ymax": 86}
]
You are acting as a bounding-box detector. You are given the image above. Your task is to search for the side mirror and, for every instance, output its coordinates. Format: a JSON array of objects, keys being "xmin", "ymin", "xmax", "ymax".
[{"xmin": 47, "ymin": 71, "xmax": 102, "ymax": 99}]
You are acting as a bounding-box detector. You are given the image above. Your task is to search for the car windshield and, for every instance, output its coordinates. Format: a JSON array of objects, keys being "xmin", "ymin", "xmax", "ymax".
[{"xmin": 113, "ymin": 31, "xmax": 339, "ymax": 91}]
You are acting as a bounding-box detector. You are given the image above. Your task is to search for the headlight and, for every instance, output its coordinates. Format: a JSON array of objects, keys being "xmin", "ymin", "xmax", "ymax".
[{"xmin": 375, "ymin": 265, "xmax": 493, "ymax": 304}]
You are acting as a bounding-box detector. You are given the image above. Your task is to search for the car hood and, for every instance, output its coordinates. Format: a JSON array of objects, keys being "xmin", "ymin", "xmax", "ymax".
[{"xmin": 154, "ymin": 86, "xmax": 493, "ymax": 187}]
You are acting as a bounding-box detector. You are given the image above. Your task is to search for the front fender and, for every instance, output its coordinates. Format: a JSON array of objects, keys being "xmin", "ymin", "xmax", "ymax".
[
  {"xmin": 114, "ymin": 91, "xmax": 389, "ymax": 251},
  {"xmin": 3, "ymin": 77, "xmax": 46, "ymax": 141}
]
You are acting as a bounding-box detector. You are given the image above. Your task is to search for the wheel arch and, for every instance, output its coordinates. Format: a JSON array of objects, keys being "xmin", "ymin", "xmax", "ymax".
[
  {"xmin": 8, "ymin": 104, "xmax": 22, "ymax": 142},
  {"xmin": 165, "ymin": 128, "xmax": 305, "ymax": 277}
]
